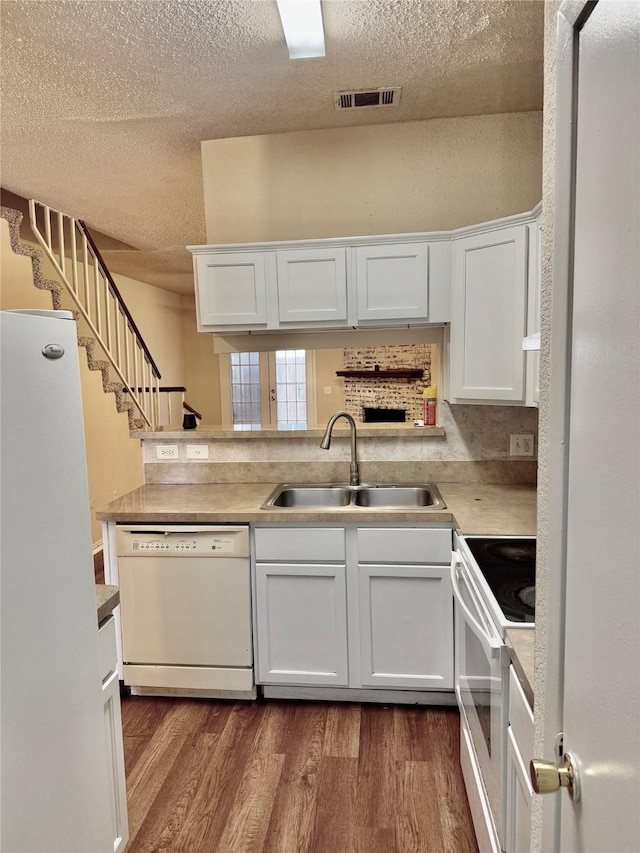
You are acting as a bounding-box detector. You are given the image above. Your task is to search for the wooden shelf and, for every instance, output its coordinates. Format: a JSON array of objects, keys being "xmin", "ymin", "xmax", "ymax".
[{"xmin": 336, "ymin": 369, "xmax": 424, "ymax": 379}]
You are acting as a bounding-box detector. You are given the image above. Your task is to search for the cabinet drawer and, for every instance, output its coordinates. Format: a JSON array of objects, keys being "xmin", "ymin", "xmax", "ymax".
[
  {"xmin": 509, "ymin": 665, "xmax": 534, "ymax": 767},
  {"xmin": 98, "ymin": 615, "xmax": 118, "ymax": 683},
  {"xmin": 254, "ymin": 527, "xmax": 346, "ymax": 562},
  {"xmin": 357, "ymin": 527, "xmax": 452, "ymax": 564}
]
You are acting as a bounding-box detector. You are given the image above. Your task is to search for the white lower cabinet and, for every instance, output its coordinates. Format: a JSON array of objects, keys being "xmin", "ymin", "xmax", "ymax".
[
  {"xmin": 505, "ymin": 665, "xmax": 534, "ymax": 853},
  {"xmin": 255, "ymin": 562, "xmax": 349, "ymax": 686},
  {"xmin": 358, "ymin": 563, "xmax": 453, "ymax": 689},
  {"xmin": 253, "ymin": 525, "xmax": 453, "ymax": 693},
  {"xmin": 98, "ymin": 616, "xmax": 128, "ymax": 853}
]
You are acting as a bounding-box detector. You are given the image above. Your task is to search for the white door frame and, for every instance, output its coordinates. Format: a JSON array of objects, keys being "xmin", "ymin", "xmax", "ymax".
[{"xmin": 532, "ymin": 2, "xmax": 583, "ymax": 847}]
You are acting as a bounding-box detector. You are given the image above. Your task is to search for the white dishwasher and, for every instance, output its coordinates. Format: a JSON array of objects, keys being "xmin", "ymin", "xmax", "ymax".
[{"xmin": 116, "ymin": 525, "xmax": 255, "ymax": 699}]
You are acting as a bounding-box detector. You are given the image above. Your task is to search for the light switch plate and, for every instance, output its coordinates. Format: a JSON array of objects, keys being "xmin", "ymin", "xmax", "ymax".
[{"xmin": 186, "ymin": 444, "xmax": 209, "ymax": 460}]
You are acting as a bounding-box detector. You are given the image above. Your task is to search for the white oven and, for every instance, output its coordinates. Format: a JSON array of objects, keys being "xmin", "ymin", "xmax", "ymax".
[
  {"xmin": 452, "ymin": 547, "xmax": 510, "ymax": 853},
  {"xmin": 452, "ymin": 534, "xmax": 535, "ymax": 853}
]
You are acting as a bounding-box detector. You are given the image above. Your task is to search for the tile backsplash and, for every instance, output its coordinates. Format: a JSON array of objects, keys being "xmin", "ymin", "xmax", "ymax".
[{"xmin": 141, "ymin": 402, "xmax": 539, "ymax": 485}]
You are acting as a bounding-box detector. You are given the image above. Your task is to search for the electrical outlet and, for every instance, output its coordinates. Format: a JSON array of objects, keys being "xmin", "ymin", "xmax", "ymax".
[
  {"xmin": 510, "ymin": 434, "xmax": 535, "ymax": 457},
  {"xmin": 323, "ymin": 386, "xmax": 332, "ymax": 395},
  {"xmin": 186, "ymin": 444, "xmax": 210, "ymax": 460},
  {"xmin": 156, "ymin": 444, "xmax": 179, "ymax": 460}
]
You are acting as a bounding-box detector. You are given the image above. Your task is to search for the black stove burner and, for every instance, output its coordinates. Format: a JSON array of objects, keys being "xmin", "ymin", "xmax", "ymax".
[
  {"xmin": 485, "ymin": 541, "xmax": 535, "ymax": 562},
  {"xmin": 465, "ymin": 537, "xmax": 536, "ymax": 623},
  {"xmin": 519, "ymin": 584, "xmax": 536, "ymax": 610}
]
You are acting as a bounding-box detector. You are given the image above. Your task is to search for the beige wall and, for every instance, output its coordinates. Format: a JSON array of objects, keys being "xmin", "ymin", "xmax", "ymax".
[
  {"xmin": 314, "ymin": 348, "xmax": 345, "ymax": 423},
  {"xmin": 0, "ymin": 219, "xmax": 188, "ymax": 543},
  {"xmin": 201, "ymin": 112, "xmax": 543, "ymax": 243},
  {"xmin": 113, "ymin": 272, "xmax": 185, "ymax": 387},
  {"xmin": 181, "ymin": 294, "xmax": 222, "ymax": 425}
]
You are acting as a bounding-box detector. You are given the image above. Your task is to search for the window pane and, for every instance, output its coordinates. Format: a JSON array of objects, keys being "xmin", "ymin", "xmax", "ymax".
[
  {"xmin": 274, "ymin": 350, "xmax": 307, "ymax": 429},
  {"xmin": 230, "ymin": 352, "xmax": 261, "ymax": 428}
]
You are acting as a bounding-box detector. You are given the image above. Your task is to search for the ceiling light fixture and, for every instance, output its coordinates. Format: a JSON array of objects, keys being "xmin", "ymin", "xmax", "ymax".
[{"xmin": 276, "ymin": 0, "xmax": 325, "ymax": 60}]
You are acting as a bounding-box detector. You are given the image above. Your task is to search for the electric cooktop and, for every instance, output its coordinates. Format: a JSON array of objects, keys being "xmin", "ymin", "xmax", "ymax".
[{"xmin": 465, "ymin": 537, "xmax": 536, "ymax": 624}]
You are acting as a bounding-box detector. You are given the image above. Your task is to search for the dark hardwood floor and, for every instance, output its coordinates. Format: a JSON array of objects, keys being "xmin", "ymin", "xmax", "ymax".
[{"xmin": 121, "ymin": 695, "xmax": 478, "ymax": 853}]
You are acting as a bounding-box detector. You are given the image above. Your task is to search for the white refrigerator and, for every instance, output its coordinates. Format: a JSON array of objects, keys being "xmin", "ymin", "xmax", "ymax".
[{"xmin": 1, "ymin": 310, "xmax": 113, "ymax": 852}]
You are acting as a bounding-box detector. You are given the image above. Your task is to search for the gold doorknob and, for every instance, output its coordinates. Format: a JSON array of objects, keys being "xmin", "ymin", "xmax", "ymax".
[{"xmin": 530, "ymin": 753, "xmax": 581, "ymax": 801}]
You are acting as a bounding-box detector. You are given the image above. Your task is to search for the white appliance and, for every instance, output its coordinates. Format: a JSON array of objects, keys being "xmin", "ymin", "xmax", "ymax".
[
  {"xmin": 452, "ymin": 534, "xmax": 535, "ymax": 853},
  {"xmin": 1, "ymin": 310, "xmax": 114, "ymax": 852},
  {"xmin": 116, "ymin": 524, "xmax": 255, "ymax": 698}
]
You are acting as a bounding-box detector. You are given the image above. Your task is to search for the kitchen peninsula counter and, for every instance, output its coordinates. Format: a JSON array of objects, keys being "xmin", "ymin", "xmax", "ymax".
[
  {"xmin": 95, "ymin": 584, "xmax": 119, "ymax": 623},
  {"xmin": 506, "ymin": 628, "xmax": 535, "ymax": 708},
  {"xmin": 96, "ymin": 481, "xmax": 536, "ymax": 536}
]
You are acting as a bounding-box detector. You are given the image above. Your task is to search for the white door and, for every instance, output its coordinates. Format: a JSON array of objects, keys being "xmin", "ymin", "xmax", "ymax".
[{"xmin": 539, "ymin": 2, "xmax": 639, "ymax": 850}]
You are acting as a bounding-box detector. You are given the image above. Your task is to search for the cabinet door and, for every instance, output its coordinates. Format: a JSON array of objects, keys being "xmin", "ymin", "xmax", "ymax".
[
  {"xmin": 450, "ymin": 225, "xmax": 527, "ymax": 402},
  {"xmin": 357, "ymin": 564, "xmax": 453, "ymax": 689},
  {"xmin": 103, "ymin": 669, "xmax": 128, "ymax": 853},
  {"xmin": 355, "ymin": 242, "xmax": 430, "ymax": 324},
  {"xmin": 525, "ymin": 216, "xmax": 542, "ymax": 406},
  {"xmin": 276, "ymin": 248, "xmax": 347, "ymax": 325},
  {"xmin": 194, "ymin": 251, "xmax": 268, "ymax": 328},
  {"xmin": 505, "ymin": 726, "xmax": 533, "ymax": 853},
  {"xmin": 255, "ymin": 562, "xmax": 349, "ymax": 686}
]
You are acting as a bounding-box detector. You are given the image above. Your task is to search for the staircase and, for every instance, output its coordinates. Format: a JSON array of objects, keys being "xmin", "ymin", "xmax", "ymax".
[{"xmin": 1, "ymin": 202, "xmax": 189, "ymax": 430}]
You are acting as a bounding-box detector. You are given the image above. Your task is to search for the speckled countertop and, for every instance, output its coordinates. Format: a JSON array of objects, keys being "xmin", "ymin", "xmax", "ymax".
[
  {"xmin": 95, "ymin": 584, "xmax": 119, "ymax": 624},
  {"xmin": 505, "ymin": 628, "xmax": 535, "ymax": 709},
  {"xmin": 96, "ymin": 481, "xmax": 536, "ymax": 534}
]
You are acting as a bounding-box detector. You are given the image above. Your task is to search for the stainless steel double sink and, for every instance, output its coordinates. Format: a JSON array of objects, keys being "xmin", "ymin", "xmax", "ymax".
[{"xmin": 261, "ymin": 482, "xmax": 446, "ymax": 511}]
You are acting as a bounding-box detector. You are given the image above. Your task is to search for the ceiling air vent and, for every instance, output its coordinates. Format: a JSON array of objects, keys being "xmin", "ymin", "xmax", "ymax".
[{"xmin": 333, "ymin": 87, "xmax": 401, "ymax": 111}]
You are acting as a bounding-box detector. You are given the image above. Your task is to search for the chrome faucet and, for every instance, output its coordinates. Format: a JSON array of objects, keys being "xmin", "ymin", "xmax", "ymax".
[{"xmin": 320, "ymin": 411, "xmax": 360, "ymax": 486}]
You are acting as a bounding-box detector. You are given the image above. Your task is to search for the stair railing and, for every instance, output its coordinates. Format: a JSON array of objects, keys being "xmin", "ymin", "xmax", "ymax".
[
  {"xmin": 131, "ymin": 386, "xmax": 202, "ymax": 427},
  {"xmin": 29, "ymin": 200, "xmax": 161, "ymax": 428}
]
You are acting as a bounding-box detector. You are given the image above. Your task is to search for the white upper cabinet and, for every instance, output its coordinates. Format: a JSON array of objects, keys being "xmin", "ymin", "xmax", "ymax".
[
  {"xmin": 447, "ymin": 223, "xmax": 528, "ymax": 404},
  {"xmin": 354, "ymin": 239, "xmax": 451, "ymax": 325},
  {"xmin": 194, "ymin": 251, "xmax": 269, "ymax": 328},
  {"xmin": 190, "ymin": 233, "xmax": 451, "ymax": 333},
  {"xmin": 525, "ymin": 212, "xmax": 542, "ymax": 407},
  {"xmin": 189, "ymin": 207, "xmax": 539, "ymax": 346},
  {"xmin": 355, "ymin": 242, "xmax": 429, "ymax": 323},
  {"xmin": 276, "ymin": 247, "xmax": 348, "ymax": 325}
]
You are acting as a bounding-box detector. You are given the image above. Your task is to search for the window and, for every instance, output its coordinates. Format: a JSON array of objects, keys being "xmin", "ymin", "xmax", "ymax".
[
  {"xmin": 274, "ymin": 349, "xmax": 307, "ymax": 429},
  {"xmin": 222, "ymin": 350, "xmax": 316, "ymax": 429},
  {"xmin": 229, "ymin": 352, "xmax": 261, "ymax": 430}
]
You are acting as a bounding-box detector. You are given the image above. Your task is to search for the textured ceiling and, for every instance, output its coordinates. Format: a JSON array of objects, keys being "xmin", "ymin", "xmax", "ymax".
[{"xmin": 1, "ymin": 0, "xmax": 543, "ymax": 293}]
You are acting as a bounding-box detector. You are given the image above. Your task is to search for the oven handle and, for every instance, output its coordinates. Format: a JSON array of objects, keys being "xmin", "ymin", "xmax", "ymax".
[{"xmin": 450, "ymin": 555, "xmax": 503, "ymax": 658}]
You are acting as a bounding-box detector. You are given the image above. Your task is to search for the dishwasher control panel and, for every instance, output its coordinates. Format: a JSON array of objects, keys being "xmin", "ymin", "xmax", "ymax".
[{"xmin": 115, "ymin": 525, "xmax": 249, "ymax": 558}]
